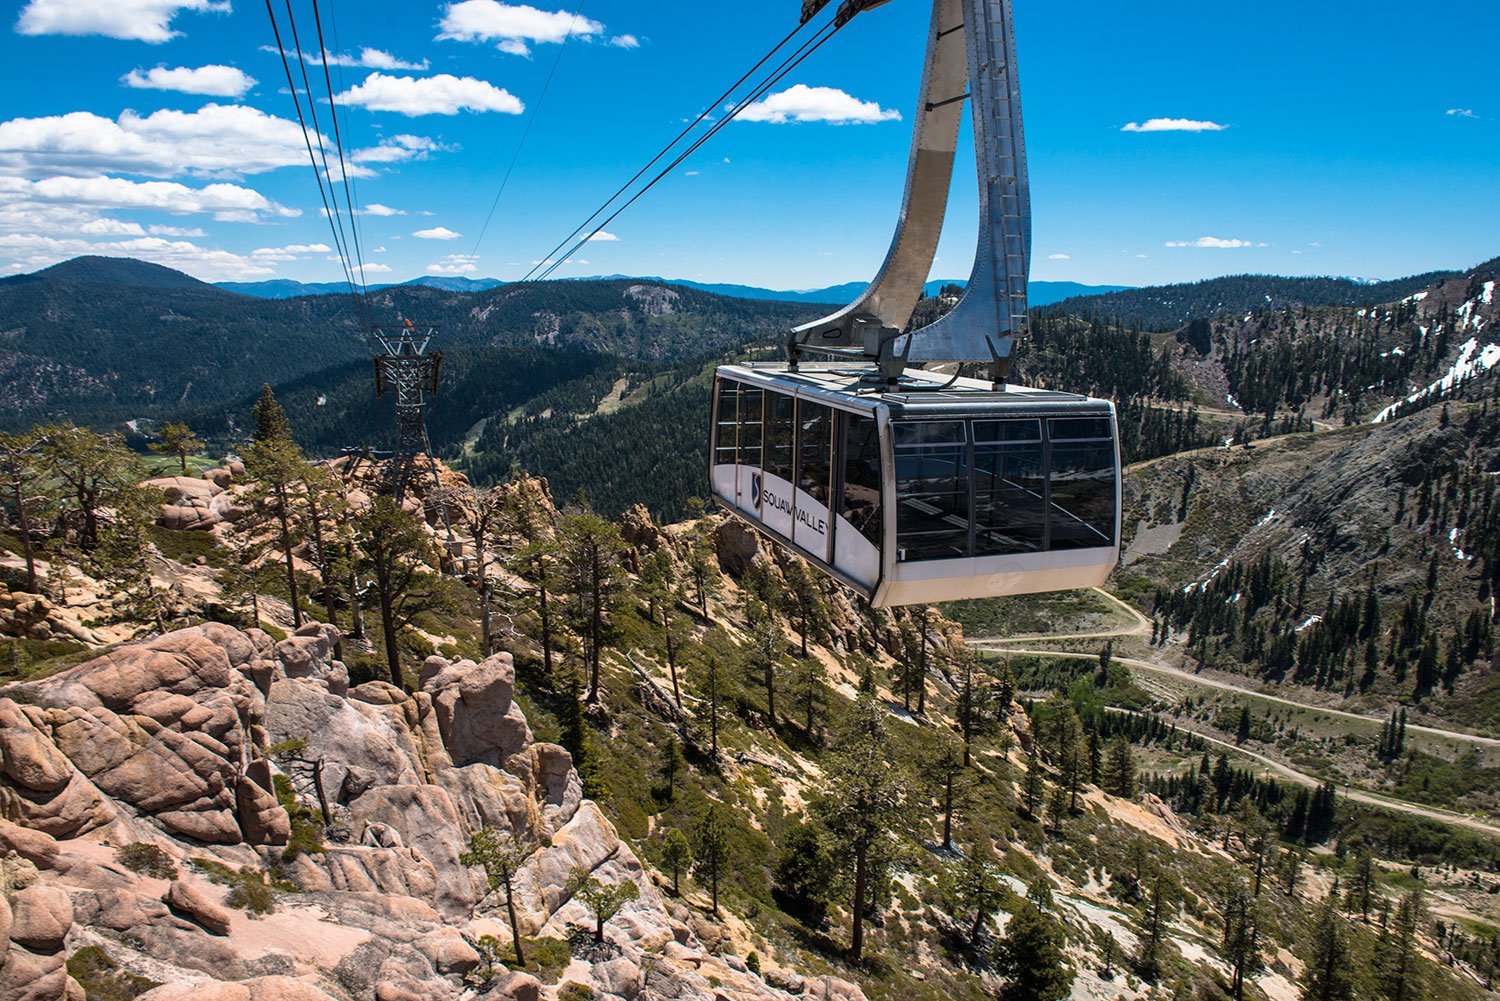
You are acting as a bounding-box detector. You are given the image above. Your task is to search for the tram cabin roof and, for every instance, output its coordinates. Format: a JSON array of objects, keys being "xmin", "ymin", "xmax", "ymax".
[{"xmin": 715, "ymin": 363, "xmax": 1113, "ymax": 419}]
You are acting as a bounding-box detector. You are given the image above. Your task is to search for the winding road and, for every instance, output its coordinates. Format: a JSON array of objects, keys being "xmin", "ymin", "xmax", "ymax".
[{"xmin": 968, "ymin": 590, "xmax": 1500, "ymax": 836}]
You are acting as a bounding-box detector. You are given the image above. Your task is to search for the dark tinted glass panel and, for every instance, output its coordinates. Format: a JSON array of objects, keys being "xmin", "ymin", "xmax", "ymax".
[
  {"xmin": 764, "ymin": 391, "xmax": 795, "ymax": 482},
  {"xmin": 973, "ymin": 439, "xmax": 1045, "ymax": 555},
  {"xmin": 737, "ymin": 386, "xmax": 763, "ymax": 469},
  {"xmin": 1049, "ymin": 417, "xmax": 1112, "ymax": 440},
  {"xmin": 713, "ymin": 381, "xmax": 737, "ymax": 466},
  {"xmin": 894, "ymin": 420, "xmax": 969, "ymax": 561},
  {"xmin": 894, "ymin": 421, "xmax": 966, "ymax": 446},
  {"xmin": 1048, "ymin": 441, "xmax": 1116, "ymax": 549},
  {"xmin": 797, "ymin": 399, "xmax": 832, "ymax": 508},
  {"xmin": 973, "ymin": 418, "xmax": 1041, "ymax": 443},
  {"xmin": 841, "ymin": 413, "xmax": 882, "ymax": 545}
]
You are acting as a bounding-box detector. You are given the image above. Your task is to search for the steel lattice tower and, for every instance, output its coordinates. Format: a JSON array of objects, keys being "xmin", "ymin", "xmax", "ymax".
[{"xmin": 370, "ymin": 322, "xmax": 451, "ymax": 531}]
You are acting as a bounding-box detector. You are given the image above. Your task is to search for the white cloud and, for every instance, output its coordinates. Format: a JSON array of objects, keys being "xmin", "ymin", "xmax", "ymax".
[
  {"xmin": 1446, "ymin": 108, "xmax": 1477, "ymax": 118},
  {"xmin": 739, "ymin": 85, "xmax": 900, "ymax": 125},
  {"xmin": 414, "ymin": 226, "xmax": 461, "ymax": 240},
  {"xmin": 149, "ymin": 224, "xmax": 204, "ymax": 236},
  {"xmin": 1122, "ymin": 118, "xmax": 1227, "ymax": 133},
  {"xmin": 15, "ymin": 0, "xmax": 228, "ymax": 43},
  {"xmin": 357, "ymin": 262, "xmax": 392, "ymax": 274},
  {"xmin": 587, "ymin": 231, "xmax": 619, "ymax": 242},
  {"xmin": 252, "ymin": 243, "xmax": 332, "ymax": 261},
  {"xmin": 1165, "ymin": 236, "xmax": 1261, "ymax": 248},
  {"xmin": 0, "ymin": 104, "xmax": 316, "ymax": 179},
  {"xmin": 609, "ymin": 34, "xmax": 639, "ymax": 48},
  {"xmin": 0, "ymin": 174, "xmax": 298, "ymax": 221},
  {"xmin": 428, "ymin": 253, "xmax": 479, "ymax": 274},
  {"xmin": 361, "ymin": 203, "xmax": 405, "ymax": 216},
  {"xmin": 338, "ymin": 73, "xmax": 523, "ymax": 116},
  {"xmin": 497, "ymin": 39, "xmax": 530, "ymax": 56},
  {"xmin": 437, "ymin": 2, "xmax": 604, "ymax": 50},
  {"xmin": 1047, "ymin": 253, "xmax": 1070, "ymax": 260},
  {"xmin": 684, "ymin": 170, "xmax": 700, "ymax": 176},
  {"xmin": 123, "ymin": 64, "xmax": 254, "ymax": 97}
]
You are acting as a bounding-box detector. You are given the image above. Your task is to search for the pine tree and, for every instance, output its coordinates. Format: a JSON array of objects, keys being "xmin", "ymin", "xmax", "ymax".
[
  {"xmin": 1301, "ymin": 900, "xmax": 1354, "ymax": 1001},
  {"xmin": 1138, "ymin": 872, "xmax": 1177, "ymax": 980},
  {"xmin": 1377, "ymin": 891, "xmax": 1424, "ymax": 1001},
  {"xmin": 567, "ymin": 869, "xmax": 639, "ymax": 943},
  {"xmin": 560, "ymin": 511, "xmax": 628, "ymax": 702},
  {"xmin": 0, "ymin": 428, "xmax": 50, "ymax": 594},
  {"xmin": 657, "ymin": 828, "xmax": 693, "ymax": 897},
  {"xmin": 940, "ymin": 840, "xmax": 1005, "ymax": 948},
  {"xmin": 819, "ymin": 692, "xmax": 906, "ymax": 960},
  {"xmin": 1103, "ymin": 738, "xmax": 1136, "ymax": 798},
  {"xmin": 352, "ymin": 495, "xmax": 433, "ymax": 689},
  {"xmin": 694, "ymin": 804, "xmax": 730, "ymax": 917},
  {"xmin": 995, "ymin": 902, "xmax": 1073, "ymax": 1001},
  {"xmin": 461, "ymin": 827, "xmax": 536, "ymax": 967},
  {"xmin": 151, "ymin": 421, "xmax": 203, "ymax": 476},
  {"xmin": 746, "ymin": 596, "xmax": 783, "ymax": 725},
  {"xmin": 1021, "ymin": 755, "xmax": 1045, "ymax": 819}
]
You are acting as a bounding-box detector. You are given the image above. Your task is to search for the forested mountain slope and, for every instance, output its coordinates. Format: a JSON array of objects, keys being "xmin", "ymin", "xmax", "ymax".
[
  {"xmin": 1118, "ymin": 391, "xmax": 1500, "ymax": 728},
  {"xmin": 1050, "ymin": 266, "xmax": 1476, "ymax": 332},
  {"xmin": 0, "ymin": 256, "xmax": 820, "ymax": 428}
]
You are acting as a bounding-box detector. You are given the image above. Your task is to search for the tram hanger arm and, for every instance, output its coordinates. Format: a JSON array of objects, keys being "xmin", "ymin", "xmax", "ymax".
[{"xmin": 788, "ymin": 0, "xmax": 1032, "ymax": 370}]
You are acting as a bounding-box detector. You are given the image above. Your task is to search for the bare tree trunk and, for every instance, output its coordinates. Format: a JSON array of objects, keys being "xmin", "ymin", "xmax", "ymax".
[
  {"xmin": 942, "ymin": 770, "xmax": 954, "ymax": 849},
  {"xmin": 587, "ymin": 546, "xmax": 602, "ymax": 702},
  {"xmin": 665, "ymin": 606, "xmax": 680, "ymax": 706},
  {"xmin": 538, "ymin": 573, "xmax": 554, "ymax": 676},
  {"xmin": 851, "ymin": 842, "xmax": 867, "ymax": 960},
  {"xmin": 504, "ymin": 884, "xmax": 525, "ymax": 966},
  {"xmin": 11, "ymin": 482, "xmax": 37, "ymax": 593},
  {"xmin": 306, "ymin": 492, "xmax": 338, "ymax": 628},
  {"xmin": 275, "ymin": 484, "xmax": 302, "ymax": 628}
]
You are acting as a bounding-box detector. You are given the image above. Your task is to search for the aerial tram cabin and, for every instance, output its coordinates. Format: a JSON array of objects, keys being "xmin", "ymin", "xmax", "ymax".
[
  {"xmin": 708, "ymin": 0, "xmax": 1122, "ymax": 606},
  {"xmin": 710, "ymin": 364, "xmax": 1120, "ymax": 606}
]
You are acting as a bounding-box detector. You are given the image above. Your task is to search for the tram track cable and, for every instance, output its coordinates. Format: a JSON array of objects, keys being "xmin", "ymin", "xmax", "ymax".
[
  {"xmin": 519, "ymin": 13, "xmax": 824, "ymax": 285},
  {"xmin": 470, "ymin": 0, "xmax": 590, "ymax": 262},
  {"xmin": 528, "ymin": 13, "xmax": 845, "ymax": 285},
  {"xmin": 282, "ymin": 0, "xmax": 367, "ymax": 305},
  {"xmin": 264, "ymin": 0, "xmax": 361, "ymax": 311},
  {"xmin": 310, "ymin": 0, "xmax": 372, "ymax": 301}
]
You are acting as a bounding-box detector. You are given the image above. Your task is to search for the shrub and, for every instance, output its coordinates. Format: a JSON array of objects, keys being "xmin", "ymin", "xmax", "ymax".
[
  {"xmin": 115, "ymin": 843, "xmax": 178, "ymax": 880},
  {"xmin": 189, "ymin": 858, "xmax": 287, "ymax": 916},
  {"xmin": 272, "ymin": 773, "xmax": 325, "ymax": 860},
  {"xmin": 66, "ymin": 945, "xmax": 160, "ymax": 1001}
]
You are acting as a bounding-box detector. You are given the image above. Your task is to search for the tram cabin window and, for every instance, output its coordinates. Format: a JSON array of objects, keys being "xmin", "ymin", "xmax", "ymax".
[
  {"xmin": 894, "ymin": 420, "xmax": 969, "ymax": 561},
  {"xmin": 1047, "ymin": 417, "xmax": 1116, "ymax": 550},
  {"xmin": 840, "ymin": 413, "xmax": 882, "ymax": 545},
  {"xmin": 972, "ymin": 418, "xmax": 1045, "ymax": 555}
]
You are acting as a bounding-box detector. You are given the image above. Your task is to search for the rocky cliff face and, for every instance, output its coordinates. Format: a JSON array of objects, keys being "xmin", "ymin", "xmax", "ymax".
[{"xmin": 0, "ymin": 624, "xmax": 864, "ymax": 1001}]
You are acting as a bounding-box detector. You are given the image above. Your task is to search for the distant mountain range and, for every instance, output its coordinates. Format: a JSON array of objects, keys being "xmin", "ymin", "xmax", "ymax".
[{"xmin": 213, "ymin": 274, "xmax": 1131, "ymax": 307}]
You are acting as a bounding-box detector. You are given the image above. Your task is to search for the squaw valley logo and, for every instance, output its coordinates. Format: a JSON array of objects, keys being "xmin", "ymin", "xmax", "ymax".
[{"xmin": 751, "ymin": 472, "xmax": 762, "ymax": 509}]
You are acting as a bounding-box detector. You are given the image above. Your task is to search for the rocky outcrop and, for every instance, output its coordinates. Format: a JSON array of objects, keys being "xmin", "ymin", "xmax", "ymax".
[
  {"xmin": 0, "ymin": 622, "xmax": 850, "ymax": 1001},
  {"xmin": 149, "ymin": 466, "xmax": 251, "ymax": 533}
]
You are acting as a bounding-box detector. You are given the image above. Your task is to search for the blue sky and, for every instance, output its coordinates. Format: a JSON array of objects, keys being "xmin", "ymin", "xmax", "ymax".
[{"xmin": 1, "ymin": 0, "xmax": 1496, "ymax": 289}]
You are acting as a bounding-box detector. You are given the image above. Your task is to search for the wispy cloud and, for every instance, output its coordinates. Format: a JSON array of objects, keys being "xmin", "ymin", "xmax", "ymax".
[
  {"xmin": 1047, "ymin": 253, "xmax": 1070, "ymax": 260},
  {"xmin": 428, "ymin": 253, "xmax": 479, "ymax": 274},
  {"xmin": 1165, "ymin": 236, "xmax": 1264, "ymax": 249},
  {"xmin": 740, "ymin": 85, "xmax": 900, "ymax": 125},
  {"xmin": 609, "ymin": 34, "xmax": 640, "ymax": 49},
  {"xmin": 587, "ymin": 231, "xmax": 619, "ymax": 242},
  {"xmin": 414, "ymin": 226, "xmax": 461, "ymax": 240},
  {"xmin": 360, "ymin": 204, "xmax": 405, "ymax": 217},
  {"xmin": 1122, "ymin": 118, "xmax": 1227, "ymax": 133},
  {"xmin": 1446, "ymin": 108, "xmax": 1478, "ymax": 119}
]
